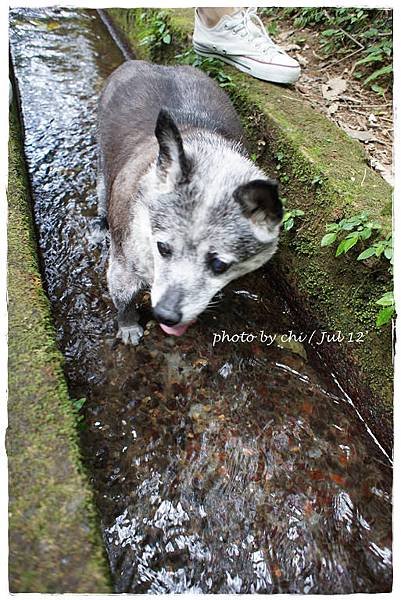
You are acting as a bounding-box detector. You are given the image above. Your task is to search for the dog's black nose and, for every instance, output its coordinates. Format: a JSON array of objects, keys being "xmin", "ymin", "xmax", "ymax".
[{"xmin": 153, "ymin": 304, "xmax": 182, "ymax": 327}]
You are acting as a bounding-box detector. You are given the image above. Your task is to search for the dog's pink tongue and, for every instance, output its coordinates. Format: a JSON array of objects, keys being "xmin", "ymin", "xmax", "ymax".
[{"xmin": 159, "ymin": 322, "xmax": 191, "ymax": 336}]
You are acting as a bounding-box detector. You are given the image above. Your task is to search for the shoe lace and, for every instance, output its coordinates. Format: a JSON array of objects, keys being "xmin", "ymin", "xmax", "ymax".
[{"xmin": 227, "ymin": 7, "xmax": 284, "ymax": 57}]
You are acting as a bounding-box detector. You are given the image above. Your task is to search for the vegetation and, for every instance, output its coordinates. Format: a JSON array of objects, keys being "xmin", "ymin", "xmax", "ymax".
[
  {"xmin": 72, "ymin": 397, "xmax": 87, "ymax": 430},
  {"xmin": 321, "ymin": 212, "xmax": 394, "ymax": 326},
  {"xmin": 136, "ymin": 9, "xmax": 173, "ymax": 48},
  {"xmin": 176, "ymin": 49, "xmax": 235, "ymax": 88},
  {"xmin": 260, "ymin": 7, "xmax": 393, "ymax": 95}
]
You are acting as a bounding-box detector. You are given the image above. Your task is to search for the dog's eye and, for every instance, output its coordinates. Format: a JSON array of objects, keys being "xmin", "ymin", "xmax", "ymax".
[
  {"xmin": 157, "ymin": 241, "xmax": 172, "ymax": 257},
  {"xmin": 209, "ymin": 255, "xmax": 230, "ymax": 275}
]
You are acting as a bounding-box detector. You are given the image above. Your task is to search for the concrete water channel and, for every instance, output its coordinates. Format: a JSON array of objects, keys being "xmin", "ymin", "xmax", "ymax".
[{"xmin": 9, "ymin": 7, "xmax": 392, "ymax": 593}]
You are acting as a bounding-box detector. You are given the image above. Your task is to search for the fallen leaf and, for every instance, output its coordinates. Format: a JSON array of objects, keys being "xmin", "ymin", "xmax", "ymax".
[
  {"xmin": 277, "ymin": 29, "xmax": 296, "ymax": 42},
  {"xmin": 273, "ymin": 565, "xmax": 282, "ymax": 578},
  {"xmin": 321, "ymin": 77, "xmax": 348, "ymax": 101},
  {"xmin": 344, "ymin": 127, "xmax": 375, "ymax": 143},
  {"xmin": 295, "ymin": 83, "xmax": 308, "ymax": 94},
  {"xmin": 310, "ymin": 470, "xmax": 325, "ymax": 481},
  {"xmin": 369, "ymin": 157, "xmax": 393, "ymax": 185},
  {"xmin": 329, "ymin": 473, "xmax": 347, "ymax": 486},
  {"xmin": 295, "ymin": 53, "xmax": 308, "ymax": 67},
  {"xmin": 283, "ymin": 43, "xmax": 301, "ymax": 52},
  {"xmin": 301, "ymin": 401, "xmax": 314, "ymax": 415},
  {"xmin": 193, "ymin": 358, "xmax": 208, "ymax": 367},
  {"xmin": 46, "ymin": 21, "xmax": 61, "ymax": 30},
  {"xmin": 327, "ymin": 102, "xmax": 339, "ymax": 115},
  {"xmin": 304, "ymin": 500, "xmax": 314, "ymax": 517}
]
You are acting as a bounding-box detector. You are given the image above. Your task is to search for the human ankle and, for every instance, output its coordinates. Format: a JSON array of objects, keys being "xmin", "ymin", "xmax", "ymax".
[{"xmin": 197, "ymin": 7, "xmax": 242, "ymax": 28}]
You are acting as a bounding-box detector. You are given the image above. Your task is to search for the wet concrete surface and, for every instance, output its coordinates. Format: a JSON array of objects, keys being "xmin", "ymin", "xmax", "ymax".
[{"xmin": 9, "ymin": 7, "xmax": 392, "ymax": 593}]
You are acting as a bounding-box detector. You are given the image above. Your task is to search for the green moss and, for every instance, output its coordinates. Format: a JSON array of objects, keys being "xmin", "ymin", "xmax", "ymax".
[
  {"xmin": 106, "ymin": 8, "xmax": 393, "ymax": 437},
  {"xmin": 8, "ymin": 103, "xmax": 111, "ymax": 592}
]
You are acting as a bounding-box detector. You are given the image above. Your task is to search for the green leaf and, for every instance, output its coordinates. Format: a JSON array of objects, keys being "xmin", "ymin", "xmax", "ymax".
[
  {"xmin": 340, "ymin": 222, "xmax": 356, "ymax": 231},
  {"xmin": 345, "ymin": 231, "xmax": 360, "ymax": 240},
  {"xmin": 357, "ymin": 247, "xmax": 376, "ymax": 260},
  {"xmin": 364, "ymin": 64, "xmax": 393, "ymax": 85},
  {"xmin": 359, "ymin": 227, "xmax": 372, "ymax": 240},
  {"xmin": 376, "ymin": 305, "xmax": 394, "ymax": 327},
  {"xmin": 336, "ymin": 235, "xmax": 358, "ymax": 256},
  {"xmin": 162, "ymin": 33, "xmax": 171, "ymax": 44},
  {"xmin": 321, "ymin": 28, "xmax": 338, "ymax": 37},
  {"xmin": 335, "ymin": 239, "xmax": 348, "ymax": 256},
  {"xmin": 376, "ymin": 291, "xmax": 394, "ymax": 307},
  {"xmin": 325, "ymin": 223, "xmax": 339, "ymax": 233},
  {"xmin": 72, "ymin": 397, "xmax": 86, "ymax": 412},
  {"xmin": 371, "ymin": 221, "xmax": 382, "ymax": 230},
  {"xmin": 371, "ymin": 83, "xmax": 386, "ymax": 96},
  {"xmin": 321, "ymin": 232, "xmax": 337, "ymax": 247},
  {"xmin": 355, "ymin": 54, "xmax": 383, "ymax": 67},
  {"xmin": 384, "ymin": 246, "xmax": 393, "ymax": 260},
  {"xmin": 284, "ymin": 217, "xmax": 294, "ymax": 231}
]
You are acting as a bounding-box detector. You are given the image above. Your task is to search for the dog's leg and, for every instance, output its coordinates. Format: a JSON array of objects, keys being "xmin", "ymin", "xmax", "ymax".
[
  {"xmin": 116, "ymin": 300, "xmax": 144, "ymax": 346},
  {"xmin": 107, "ymin": 255, "xmax": 145, "ymax": 345}
]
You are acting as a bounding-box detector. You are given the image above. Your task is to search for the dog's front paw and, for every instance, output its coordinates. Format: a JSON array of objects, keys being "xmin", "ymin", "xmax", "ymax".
[{"xmin": 117, "ymin": 323, "xmax": 144, "ymax": 346}]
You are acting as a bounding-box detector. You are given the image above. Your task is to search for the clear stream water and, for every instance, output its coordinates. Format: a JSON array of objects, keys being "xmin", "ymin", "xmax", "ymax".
[{"xmin": 9, "ymin": 8, "xmax": 392, "ymax": 593}]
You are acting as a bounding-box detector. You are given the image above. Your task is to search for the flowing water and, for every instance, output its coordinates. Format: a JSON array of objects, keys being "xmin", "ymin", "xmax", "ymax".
[{"xmin": 9, "ymin": 8, "xmax": 392, "ymax": 593}]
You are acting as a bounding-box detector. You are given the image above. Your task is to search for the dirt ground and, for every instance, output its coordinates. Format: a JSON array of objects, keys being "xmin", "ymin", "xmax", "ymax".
[{"xmin": 263, "ymin": 17, "xmax": 393, "ymax": 186}]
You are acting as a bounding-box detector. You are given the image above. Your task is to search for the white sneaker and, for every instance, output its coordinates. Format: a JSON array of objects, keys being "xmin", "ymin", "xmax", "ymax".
[{"xmin": 193, "ymin": 8, "xmax": 301, "ymax": 85}]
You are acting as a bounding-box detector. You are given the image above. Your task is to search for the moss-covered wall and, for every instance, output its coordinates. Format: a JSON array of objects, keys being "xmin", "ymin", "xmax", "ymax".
[
  {"xmin": 105, "ymin": 8, "xmax": 393, "ymax": 449},
  {"xmin": 8, "ymin": 102, "xmax": 111, "ymax": 592}
]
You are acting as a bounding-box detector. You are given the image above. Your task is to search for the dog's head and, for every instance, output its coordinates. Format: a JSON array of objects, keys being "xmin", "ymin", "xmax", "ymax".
[{"xmin": 142, "ymin": 109, "xmax": 283, "ymax": 335}]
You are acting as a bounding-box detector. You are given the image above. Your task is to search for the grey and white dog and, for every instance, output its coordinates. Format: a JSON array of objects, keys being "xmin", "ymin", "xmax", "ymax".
[{"xmin": 97, "ymin": 60, "xmax": 282, "ymax": 344}]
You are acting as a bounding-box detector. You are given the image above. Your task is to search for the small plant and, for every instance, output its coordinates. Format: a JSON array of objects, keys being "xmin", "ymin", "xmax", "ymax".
[
  {"xmin": 321, "ymin": 212, "xmax": 394, "ymax": 326},
  {"xmin": 275, "ymin": 150, "xmax": 285, "ymax": 168},
  {"xmin": 72, "ymin": 397, "xmax": 87, "ymax": 430},
  {"xmin": 283, "ymin": 208, "xmax": 305, "ymax": 231},
  {"xmin": 376, "ymin": 291, "xmax": 395, "ymax": 326},
  {"xmin": 311, "ymin": 174, "xmax": 324, "ymax": 186},
  {"xmin": 280, "ymin": 196, "xmax": 305, "ymax": 231},
  {"xmin": 138, "ymin": 11, "xmax": 172, "ymax": 48},
  {"xmin": 320, "ymin": 211, "xmax": 381, "ymax": 256},
  {"xmin": 176, "ymin": 49, "xmax": 234, "ymax": 88},
  {"xmin": 274, "ymin": 151, "xmax": 290, "ymax": 183},
  {"xmin": 357, "ymin": 232, "xmax": 393, "ymax": 263}
]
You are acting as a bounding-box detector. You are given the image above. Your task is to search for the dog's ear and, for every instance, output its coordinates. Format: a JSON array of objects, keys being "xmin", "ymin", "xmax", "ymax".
[
  {"xmin": 155, "ymin": 109, "xmax": 191, "ymax": 187},
  {"xmin": 234, "ymin": 179, "xmax": 283, "ymax": 242}
]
